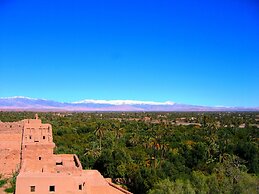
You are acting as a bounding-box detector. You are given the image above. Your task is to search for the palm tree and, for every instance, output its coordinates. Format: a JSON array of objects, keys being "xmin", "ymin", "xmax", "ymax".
[
  {"xmin": 115, "ymin": 127, "xmax": 124, "ymax": 140},
  {"xmin": 84, "ymin": 143, "xmax": 101, "ymax": 159},
  {"xmin": 146, "ymin": 137, "xmax": 162, "ymax": 168},
  {"xmin": 129, "ymin": 133, "xmax": 139, "ymax": 146},
  {"xmin": 95, "ymin": 122, "xmax": 105, "ymax": 151}
]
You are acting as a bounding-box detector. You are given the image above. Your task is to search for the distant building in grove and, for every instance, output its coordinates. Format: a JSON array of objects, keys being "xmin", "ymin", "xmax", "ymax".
[{"xmin": 0, "ymin": 115, "xmax": 132, "ymax": 194}]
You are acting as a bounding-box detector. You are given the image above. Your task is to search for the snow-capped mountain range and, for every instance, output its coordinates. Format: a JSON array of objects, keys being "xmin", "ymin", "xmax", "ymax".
[{"xmin": 0, "ymin": 96, "xmax": 258, "ymax": 112}]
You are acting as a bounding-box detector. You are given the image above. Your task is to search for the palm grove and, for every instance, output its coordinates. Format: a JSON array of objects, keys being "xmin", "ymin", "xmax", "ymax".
[{"xmin": 0, "ymin": 112, "xmax": 258, "ymax": 194}]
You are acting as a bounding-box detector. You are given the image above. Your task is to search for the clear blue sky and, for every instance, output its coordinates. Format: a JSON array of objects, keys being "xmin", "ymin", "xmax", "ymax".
[{"xmin": 0, "ymin": 0, "xmax": 258, "ymax": 106}]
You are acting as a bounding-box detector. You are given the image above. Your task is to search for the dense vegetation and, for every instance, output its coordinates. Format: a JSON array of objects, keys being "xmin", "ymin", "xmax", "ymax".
[{"xmin": 0, "ymin": 112, "xmax": 259, "ymax": 194}]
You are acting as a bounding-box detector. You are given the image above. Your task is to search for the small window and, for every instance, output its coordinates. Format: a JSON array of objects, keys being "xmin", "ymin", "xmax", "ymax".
[
  {"xmin": 43, "ymin": 136, "xmax": 46, "ymax": 139},
  {"xmin": 29, "ymin": 136, "xmax": 32, "ymax": 139},
  {"xmin": 56, "ymin": 162, "xmax": 63, "ymax": 166},
  {"xmin": 39, "ymin": 157, "xmax": 42, "ymax": 160},
  {"xmin": 49, "ymin": 185, "xmax": 55, "ymax": 192},
  {"xmin": 79, "ymin": 184, "xmax": 82, "ymax": 190},
  {"xmin": 30, "ymin": 186, "xmax": 35, "ymax": 192}
]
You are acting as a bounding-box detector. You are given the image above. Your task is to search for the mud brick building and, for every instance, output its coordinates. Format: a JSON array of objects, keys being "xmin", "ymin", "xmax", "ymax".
[{"xmin": 0, "ymin": 115, "xmax": 131, "ymax": 194}]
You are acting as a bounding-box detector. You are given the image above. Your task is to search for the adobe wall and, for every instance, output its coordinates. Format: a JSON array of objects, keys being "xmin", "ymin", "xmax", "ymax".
[
  {"xmin": 22, "ymin": 119, "xmax": 53, "ymax": 144},
  {"xmin": 0, "ymin": 121, "xmax": 23, "ymax": 177},
  {"xmin": 16, "ymin": 173, "xmax": 86, "ymax": 194},
  {"xmin": 20, "ymin": 144, "xmax": 55, "ymax": 173}
]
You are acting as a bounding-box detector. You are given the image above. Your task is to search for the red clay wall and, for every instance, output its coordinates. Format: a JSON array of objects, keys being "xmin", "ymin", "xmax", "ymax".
[
  {"xmin": 16, "ymin": 173, "xmax": 85, "ymax": 194},
  {"xmin": 0, "ymin": 122, "xmax": 23, "ymax": 177}
]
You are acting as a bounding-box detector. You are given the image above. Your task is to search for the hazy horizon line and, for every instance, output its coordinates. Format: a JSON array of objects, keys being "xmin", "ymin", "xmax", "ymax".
[{"xmin": 0, "ymin": 96, "xmax": 258, "ymax": 108}]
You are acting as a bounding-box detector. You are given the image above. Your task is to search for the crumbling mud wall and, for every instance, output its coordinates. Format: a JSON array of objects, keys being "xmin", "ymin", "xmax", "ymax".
[{"xmin": 0, "ymin": 122, "xmax": 23, "ymax": 177}]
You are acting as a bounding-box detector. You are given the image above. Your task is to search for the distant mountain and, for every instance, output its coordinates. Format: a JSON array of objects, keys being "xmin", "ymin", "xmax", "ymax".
[{"xmin": 0, "ymin": 96, "xmax": 258, "ymax": 112}]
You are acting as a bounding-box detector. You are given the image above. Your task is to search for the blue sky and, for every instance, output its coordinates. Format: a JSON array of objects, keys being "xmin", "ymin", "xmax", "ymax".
[{"xmin": 0, "ymin": 0, "xmax": 258, "ymax": 106}]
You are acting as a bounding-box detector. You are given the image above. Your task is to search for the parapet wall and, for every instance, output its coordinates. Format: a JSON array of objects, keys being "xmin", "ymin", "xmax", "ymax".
[{"xmin": 0, "ymin": 121, "xmax": 23, "ymax": 134}]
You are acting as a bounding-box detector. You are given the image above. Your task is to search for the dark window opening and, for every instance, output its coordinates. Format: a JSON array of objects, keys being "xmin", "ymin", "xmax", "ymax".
[
  {"xmin": 79, "ymin": 184, "xmax": 82, "ymax": 190},
  {"xmin": 30, "ymin": 186, "xmax": 35, "ymax": 192},
  {"xmin": 39, "ymin": 157, "xmax": 41, "ymax": 160},
  {"xmin": 34, "ymin": 140, "xmax": 39, "ymax": 142},
  {"xmin": 43, "ymin": 136, "xmax": 45, "ymax": 139},
  {"xmin": 56, "ymin": 162, "xmax": 63, "ymax": 166},
  {"xmin": 49, "ymin": 185, "xmax": 55, "ymax": 192},
  {"xmin": 29, "ymin": 136, "xmax": 32, "ymax": 139},
  {"xmin": 73, "ymin": 155, "xmax": 80, "ymax": 168}
]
